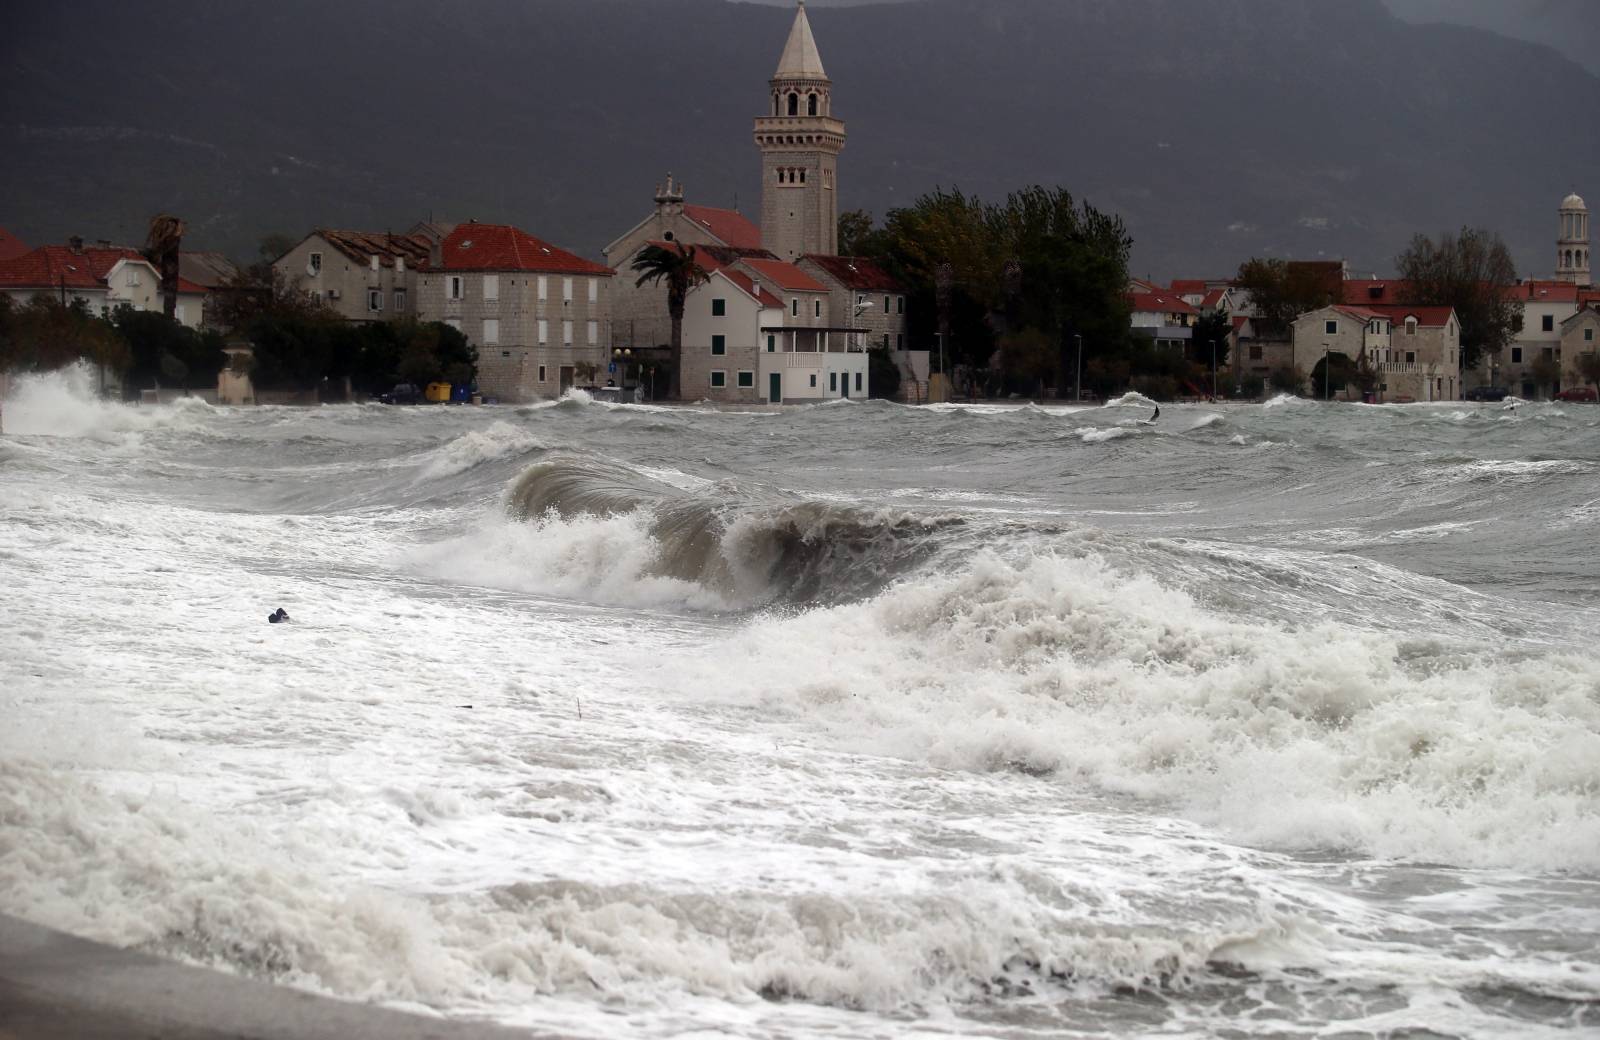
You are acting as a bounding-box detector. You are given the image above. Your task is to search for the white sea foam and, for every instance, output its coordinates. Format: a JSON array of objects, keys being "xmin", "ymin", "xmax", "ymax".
[
  {"xmin": 667, "ymin": 552, "xmax": 1600, "ymax": 872},
  {"xmin": 0, "ymin": 363, "xmax": 211, "ymax": 439},
  {"xmin": 414, "ymin": 421, "xmax": 544, "ymax": 480}
]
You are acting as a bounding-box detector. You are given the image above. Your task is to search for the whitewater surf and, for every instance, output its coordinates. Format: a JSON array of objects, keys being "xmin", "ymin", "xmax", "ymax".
[{"xmin": 2, "ymin": 366, "xmax": 1597, "ymax": 1038}]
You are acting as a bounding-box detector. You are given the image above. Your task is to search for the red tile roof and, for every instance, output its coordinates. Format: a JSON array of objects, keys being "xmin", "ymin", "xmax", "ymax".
[
  {"xmin": 0, "ymin": 245, "xmax": 153, "ymax": 291},
  {"xmin": 738, "ymin": 257, "xmax": 827, "ymax": 292},
  {"xmin": 719, "ymin": 269, "xmax": 784, "ymax": 309},
  {"xmin": 1366, "ymin": 304, "xmax": 1455, "ymax": 328},
  {"xmin": 440, "ymin": 223, "xmax": 611, "ymax": 275},
  {"xmin": 800, "ymin": 254, "xmax": 903, "ymax": 292},
  {"xmin": 314, "ymin": 229, "xmax": 433, "ymax": 270},
  {"xmin": 1508, "ymin": 280, "xmax": 1581, "ymax": 303},
  {"xmin": 1169, "ymin": 279, "xmax": 1209, "ymax": 294},
  {"xmin": 1127, "ymin": 291, "xmax": 1199, "ymax": 316},
  {"xmin": 1340, "ymin": 279, "xmax": 1411, "ymax": 305},
  {"xmin": 682, "ymin": 205, "xmax": 762, "ymax": 250},
  {"xmin": 1200, "ymin": 288, "xmax": 1228, "ymax": 309},
  {"xmin": 0, "ymin": 227, "xmax": 28, "ymax": 263}
]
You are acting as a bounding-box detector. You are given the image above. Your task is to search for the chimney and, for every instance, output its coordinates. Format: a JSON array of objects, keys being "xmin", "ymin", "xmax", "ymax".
[{"xmin": 68, "ymin": 235, "xmax": 84, "ymax": 254}]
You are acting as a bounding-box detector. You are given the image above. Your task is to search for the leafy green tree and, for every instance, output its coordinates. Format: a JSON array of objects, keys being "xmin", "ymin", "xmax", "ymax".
[
  {"xmin": 110, "ymin": 308, "xmax": 225, "ymax": 392},
  {"xmin": 1189, "ymin": 310, "xmax": 1232, "ymax": 371},
  {"xmin": 1310, "ymin": 351, "xmax": 1357, "ymax": 399},
  {"xmin": 837, "ymin": 210, "xmax": 884, "ymax": 257},
  {"xmin": 0, "ymin": 295, "xmax": 129, "ymax": 375},
  {"xmin": 1396, "ymin": 227, "xmax": 1521, "ymax": 370},
  {"xmin": 247, "ymin": 313, "xmax": 337, "ymax": 390},
  {"xmin": 1235, "ymin": 258, "xmax": 1337, "ymax": 334},
  {"xmin": 997, "ymin": 327, "xmax": 1055, "ymax": 396},
  {"xmin": 631, "ymin": 242, "xmax": 707, "ymax": 401},
  {"xmin": 867, "ymin": 346, "xmax": 901, "ymax": 399},
  {"xmin": 1268, "ymin": 366, "xmax": 1304, "ymax": 395}
]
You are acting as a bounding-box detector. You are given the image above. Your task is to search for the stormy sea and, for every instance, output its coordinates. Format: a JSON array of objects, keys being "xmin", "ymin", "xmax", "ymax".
[{"xmin": 2, "ymin": 366, "xmax": 1597, "ymax": 1039}]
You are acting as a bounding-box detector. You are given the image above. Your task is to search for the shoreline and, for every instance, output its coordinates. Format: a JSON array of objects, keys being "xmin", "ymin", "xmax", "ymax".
[{"xmin": 0, "ymin": 914, "xmax": 553, "ymax": 1040}]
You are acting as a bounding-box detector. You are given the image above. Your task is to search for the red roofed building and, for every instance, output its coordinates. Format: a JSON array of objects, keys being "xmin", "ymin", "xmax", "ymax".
[
  {"xmin": 0, "ymin": 237, "xmax": 208, "ymax": 328},
  {"xmin": 604, "ymin": 174, "xmax": 777, "ymax": 361},
  {"xmin": 273, "ymin": 226, "xmax": 445, "ymax": 325},
  {"xmin": 1291, "ymin": 302, "xmax": 1461, "ymax": 401},
  {"xmin": 1127, "ymin": 291, "xmax": 1198, "ymax": 351},
  {"xmin": 414, "ymin": 221, "xmax": 614, "ymax": 403},
  {"xmin": 797, "ymin": 254, "xmax": 925, "ymax": 396},
  {"xmin": 0, "ymin": 227, "xmax": 28, "ymax": 263}
]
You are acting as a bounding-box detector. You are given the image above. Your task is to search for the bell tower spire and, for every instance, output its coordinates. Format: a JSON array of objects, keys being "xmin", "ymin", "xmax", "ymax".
[{"xmin": 755, "ymin": 0, "xmax": 845, "ymax": 260}]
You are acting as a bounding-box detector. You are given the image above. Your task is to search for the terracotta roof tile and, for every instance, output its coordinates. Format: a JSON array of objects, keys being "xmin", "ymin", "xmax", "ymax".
[
  {"xmin": 1365, "ymin": 304, "xmax": 1455, "ymax": 327},
  {"xmin": 719, "ymin": 269, "xmax": 785, "ymax": 309},
  {"xmin": 0, "ymin": 245, "xmax": 152, "ymax": 291},
  {"xmin": 441, "ymin": 223, "xmax": 611, "ymax": 275},
  {"xmin": 1169, "ymin": 279, "xmax": 1209, "ymax": 294},
  {"xmin": 0, "ymin": 227, "xmax": 28, "ymax": 263},
  {"xmin": 315, "ymin": 229, "xmax": 433, "ymax": 269},
  {"xmin": 1127, "ymin": 291, "xmax": 1199, "ymax": 316},
  {"xmin": 738, "ymin": 257, "xmax": 826, "ymax": 292},
  {"xmin": 682, "ymin": 205, "xmax": 762, "ymax": 250},
  {"xmin": 800, "ymin": 254, "xmax": 903, "ymax": 292}
]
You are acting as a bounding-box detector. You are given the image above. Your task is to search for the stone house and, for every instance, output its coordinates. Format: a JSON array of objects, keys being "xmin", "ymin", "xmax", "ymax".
[
  {"xmin": 417, "ymin": 222, "xmax": 613, "ymax": 403},
  {"xmin": 1560, "ymin": 306, "xmax": 1600, "ymax": 392},
  {"xmin": 273, "ymin": 227, "xmax": 445, "ymax": 324},
  {"xmin": 0, "ymin": 238, "xmax": 208, "ymax": 328},
  {"xmin": 1502, "ymin": 281, "xmax": 1580, "ymax": 397},
  {"xmin": 603, "ymin": 176, "xmax": 767, "ymax": 353}
]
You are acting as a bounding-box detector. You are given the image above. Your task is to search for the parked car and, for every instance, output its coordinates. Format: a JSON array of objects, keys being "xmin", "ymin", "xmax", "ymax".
[
  {"xmin": 377, "ymin": 383, "xmax": 423, "ymax": 405},
  {"xmin": 1464, "ymin": 386, "xmax": 1509, "ymax": 402},
  {"xmin": 1555, "ymin": 386, "xmax": 1598, "ymax": 402}
]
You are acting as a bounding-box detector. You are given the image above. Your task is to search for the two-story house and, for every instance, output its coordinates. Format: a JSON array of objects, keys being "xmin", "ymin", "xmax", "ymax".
[
  {"xmin": 0, "ymin": 237, "xmax": 208, "ymax": 328},
  {"xmin": 797, "ymin": 254, "xmax": 927, "ymax": 397},
  {"xmin": 417, "ymin": 222, "xmax": 613, "ymax": 402},
  {"xmin": 273, "ymin": 227, "xmax": 444, "ymax": 324},
  {"xmin": 1127, "ymin": 290, "xmax": 1197, "ymax": 351}
]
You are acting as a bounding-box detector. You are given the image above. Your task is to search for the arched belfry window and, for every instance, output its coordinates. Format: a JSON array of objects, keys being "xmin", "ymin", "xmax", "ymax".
[
  {"xmin": 808, "ymin": 93, "xmax": 818, "ymax": 116},
  {"xmin": 787, "ymin": 93, "xmax": 798, "ymax": 116}
]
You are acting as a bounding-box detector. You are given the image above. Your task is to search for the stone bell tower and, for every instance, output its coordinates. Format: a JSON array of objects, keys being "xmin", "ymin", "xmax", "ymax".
[
  {"xmin": 1557, "ymin": 192, "xmax": 1590, "ymax": 286},
  {"xmin": 755, "ymin": 0, "xmax": 845, "ymax": 261}
]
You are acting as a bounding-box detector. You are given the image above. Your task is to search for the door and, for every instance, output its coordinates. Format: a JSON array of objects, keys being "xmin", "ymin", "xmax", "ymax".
[
  {"xmin": 840, "ymin": 370, "xmax": 849, "ymax": 399},
  {"xmin": 768, "ymin": 372, "xmax": 781, "ymax": 404},
  {"xmin": 559, "ymin": 366, "xmax": 574, "ymax": 394}
]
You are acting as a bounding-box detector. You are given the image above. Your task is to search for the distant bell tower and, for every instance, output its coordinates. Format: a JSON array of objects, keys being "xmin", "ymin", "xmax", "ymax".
[
  {"xmin": 1557, "ymin": 192, "xmax": 1590, "ymax": 286},
  {"xmin": 755, "ymin": 0, "xmax": 845, "ymax": 261}
]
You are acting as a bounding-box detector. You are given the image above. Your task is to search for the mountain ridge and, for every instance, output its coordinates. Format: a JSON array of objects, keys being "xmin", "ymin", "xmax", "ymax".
[{"xmin": 2, "ymin": 0, "xmax": 1595, "ymax": 280}]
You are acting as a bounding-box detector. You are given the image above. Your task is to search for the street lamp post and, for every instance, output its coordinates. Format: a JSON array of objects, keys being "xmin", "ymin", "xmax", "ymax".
[{"xmin": 1074, "ymin": 333, "xmax": 1083, "ymax": 404}]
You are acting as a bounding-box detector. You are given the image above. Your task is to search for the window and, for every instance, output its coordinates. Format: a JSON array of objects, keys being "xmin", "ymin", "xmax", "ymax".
[
  {"xmin": 807, "ymin": 93, "xmax": 818, "ymax": 116},
  {"xmin": 483, "ymin": 318, "xmax": 499, "ymax": 344},
  {"xmin": 393, "ymin": 289, "xmax": 407, "ymax": 310},
  {"xmin": 787, "ymin": 92, "xmax": 798, "ymax": 116},
  {"xmin": 856, "ymin": 294, "xmax": 866, "ymax": 307},
  {"xmin": 309, "ymin": 252, "xmax": 322, "ymax": 274},
  {"xmin": 587, "ymin": 279, "xmax": 598, "ymax": 304},
  {"xmin": 587, "ymin": 320, "xmax": 598, "ymax": 345},
  {"xmin": 809, "ymin": 374, "xmax": 817, "ymax": 387},
  {"xmin": 368, "ymin": 289, "xmax": 383, "ymax": 312},
  {"xmin": 884, "ymin": 296, "xmax": 890, "ymax": 313},
  {"xmin": 538, "ymin": 365, "xmax": 547, "ymax": 383},
  {"xmin": 370, "ymin": 256, "xmax": 380, "ymax": 273},
  {"xmin": 829, "ymin": 372, "xmax": 838, "ymax": 392},
  {"xmin": 767, "ymin": 335, "xmax": 776, "ymax": 352},
  {"xmin": 538, "ymin": 319, "xmax": 548, "ymax": 345},
  {"xmin": 711, "ymin": 335, "xmax": 726, "ymax": 356},
  {"xmin": 562, "ymin": 320, "xmax": 573, "ymax": 345},
  {"xmin": 449, "ymin": 276, "xmax": 464, "ymax": 300},
  {"xmin": 1511, "ymin": 347, "xmax": 1523, "ymax": 363},
  {"xmin": 1325, "ymin": 320, "xmax": 1338, "ymax": 335},
  {"xmin": 737, "ymin": 371, "xmax": 754, "ymax": 388},
  {"xmin": 1587, "ymin": 328, "xmax": 1595, "ymax": 342},
  {"xmin": 445, "ymin": 318, "xmax": 462, "ymax": 331},
  {"xmin": 1542, "ymin": 314, "xmax": 1554, "ymax": 332},
  {"xmin": 855, "ymin": 372, "xmax": 863, "ymax": 392},
  {"xmin": 1249, "ymin": 345, "xmax": 1263, "ymax": 360},
  {"xmin": 127, "ymin": 268, "xmax": 140, "ymax": 287},
  {"xmin": 1405, "ymin": 319, "xmax": 1416, "ymax": 336},
  {"xmin": 1405, "ymin": 351, "xmax": 1416, "ymax": 364},
  {"xmin": 710, "ymin": 370, "xmax": 726, "ymax": 388},
  {"xmin": 712, "ymin": 298, "xmax": 726, "ymax": 317},
  {"xmin": 814, "ymin": 300, "xmax": 821, "ymax": 318},
  {"xmin": 537, "ymin": 276, "xmax": 548, "ymax": 301},
  {"xmin": 483, "ymin": 274, "xmax": 499, "ymax": 301},
  {"xmin": 896, "ymin": 334, "xmax": 903, "ymax": 350},
  {"xmin": 897, "ymin": 296, "xmax": 904, "ymax": 315},
  {"xmin": 791, "ymin": 299, "xmax": 799, "ymax": 317},
  {"xmin": 562, "ymin": 278, "xmax": 573, "ymax": 303}
]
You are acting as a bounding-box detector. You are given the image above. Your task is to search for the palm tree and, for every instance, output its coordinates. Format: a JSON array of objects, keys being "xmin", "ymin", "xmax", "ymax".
[{"xmin": 631, "ymin": 242, "xmax": 708, "ymax": 401}]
